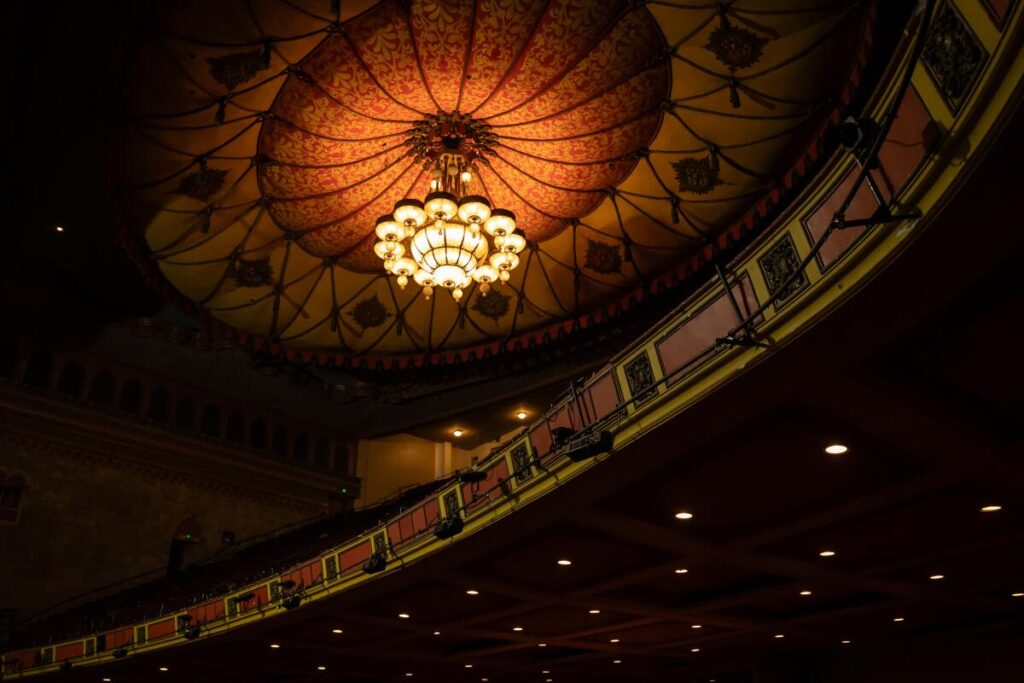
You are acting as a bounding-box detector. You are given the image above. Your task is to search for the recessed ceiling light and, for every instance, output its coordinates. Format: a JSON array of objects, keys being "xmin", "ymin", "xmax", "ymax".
[
  {"xmin": 512, "ymin": 626, "xmax": 524, "ymax": 631},
  {"xmin": 516, "ymin": 410, "xmax": 528, "ymax": 420},
  {"xmin": 159, "ymin": 668, "xmax": 169, "ymax": 672},
  {"xmin": 270, "ymin": 643, "xmax": 280, "ymax": 649},
  {"xmin": 103, "ymin": 679, "xmax": 111, "ymax": 682},
  {"xmin": 1012, "ymin": 593, "xmax": 1024, "ymax": 598},
  {"xmin": 819, "ymin": 550, "xmax": 837, "ymax": 557},
  {"xmin": 542, "ymin": 671, "xmax": 550, "ymax": 675},
  {"xmin": 466, "ymin": 589, "xmax": 479, "ymax": 595},
  {"xmin": 929, "ymin": 574, "xmax": 944, "ymax": 580},
  {"xmin": 398, "ymin": 613, "xmax": 411, "ymax": 619},
  {"xmin": 674, "ymin": 568, "xmax": 689, "ymax": 574},
  {"xmin": 841, "ymin": 640, "xmax": 851, "ymax": 645},
  {"xmin": 557, "ymin": 559, "xmax": 572, "ymax": 566},
  {"xmin": 674, "ymin": 511, "xmax": 694, "ymax": 520},
  {"xmin": 433, "ymin": 631, "xmax": 441, "ymax": 636},
  {"xmin": 691, "ymin": 648, "xmax": 700, "ymax": 653},
  {"xmin": 980, "ymin": 505, "xmax": 1002, "ymax": 512},
  {"xmin": 538, "ymin": 643, "xmax": 547, "ymax": 647},
  {"xmin": 481, "ymin": 679, "xmax": 488, "ymax": 682},
  {"xmin": 55, "ymin": 226, "xmax": 64, "ymax": 233},
  {"xmin": 588, "ymin": 609, "xmax": 601, "ymax": 614},
  {"xmin": 774, "ymin": 634, "xmax": 785, "ymax": 639},
  {"xmin": 317, "ymin": 666, "xmax": 326, "ymax": 671},
  {"xmin": 405, "ymin": 674, "xmax": 413, "ymax": 678},
  {"xmin": 609, "ymin": 638, "xmax": 619, "ymax": 643},
  {"xmin": 800, "ymin": 590, "xmax": 812, "ymax": 596},
  {"xmin": 691, "ymin": 624, "xmax": 702, "ymax": 629},
  {"xmin": 546, "ymin": 679, "xmax": 553, "ymax": 682},
  {"xmin": 893, "ymin": 617, "xmax": 905, "ymax": 622},
  {"xmin": 613, "ymin": 660, "xmax": 622, "ymax": 664},
  {"xmin": 331, "ymin": 628, "xmax": 343, "ymax": 634},
  {"xmin": 464, "ymin": 664, "xmax": 473, "ymax": 669},
  {"xmin": 825, "ymin": 444, "xmax": 848, "ymax": 455}
]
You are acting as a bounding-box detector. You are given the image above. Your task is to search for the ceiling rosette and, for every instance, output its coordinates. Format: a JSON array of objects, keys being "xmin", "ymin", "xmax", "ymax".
[{"xmin": 119, "ymin": 0, "xmax": 875, "ymax": 365}]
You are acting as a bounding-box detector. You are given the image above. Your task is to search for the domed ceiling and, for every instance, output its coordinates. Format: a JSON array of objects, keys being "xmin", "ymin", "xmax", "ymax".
[{"xmin": 120, "ymin": 0, "xmax": 873, "ymax": 366}]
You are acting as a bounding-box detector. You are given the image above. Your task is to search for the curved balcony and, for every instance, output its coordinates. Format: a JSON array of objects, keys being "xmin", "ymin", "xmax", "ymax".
[{"xmin": 4, "ymin": 1, "xmax": 1024, "ymax": 679}]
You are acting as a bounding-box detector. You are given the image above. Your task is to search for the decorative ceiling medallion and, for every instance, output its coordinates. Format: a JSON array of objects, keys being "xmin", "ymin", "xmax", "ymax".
[
  {"xmin": 471, "ymin": 289, "xmax": 511, "ymax": 322},
  {"xmin": 348, "ymin": 295, "xmax": 392, "ymax": 332},
  {"xmin": 206, "ymin": 46, "xmax": 271, "ymax": 91},
  {"xmin": 705, "ymin": 21, "xmax": 770, "ymax": 71},
  {"xmin": 584, "ymin": 240, "xmax": 623, "ymax": 275},
  {"xmin": 672, "ymin": 156, "xmax": 724, "ymax": 195},
  {"xmin": 172, "ymin": 166, "xmax": 227, "ymax": 202}
]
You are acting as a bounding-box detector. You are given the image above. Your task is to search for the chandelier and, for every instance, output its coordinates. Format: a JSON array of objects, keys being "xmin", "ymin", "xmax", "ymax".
[{"xmin": 373, "ymin": 123, "xmax": 525, "ymax": 302}]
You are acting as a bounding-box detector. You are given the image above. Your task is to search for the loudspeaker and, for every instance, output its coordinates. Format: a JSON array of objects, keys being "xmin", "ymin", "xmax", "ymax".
[
  {"xmin": 565, "ymin": 431, "xmax": 613, "ymax": 462},
  {"xmin": 362, "ymin": 552, "xmax": 388, "ymax": 574},
  {"xmin": 434, "ymin": 515, "xmax": 464, "ymax": 540}
]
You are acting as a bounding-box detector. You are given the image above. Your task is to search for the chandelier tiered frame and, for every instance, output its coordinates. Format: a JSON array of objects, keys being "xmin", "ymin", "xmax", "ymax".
[{"xmin": 373, "ymin": 153, "xmax": 525, "ymax": 302}]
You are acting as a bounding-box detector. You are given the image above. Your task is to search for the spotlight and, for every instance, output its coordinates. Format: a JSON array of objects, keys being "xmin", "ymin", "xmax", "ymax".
[
  {"xmin": 452, "ymin": 429, "xmax": 464, "ymax": 438},
  {"xmin": 824, "ymin": 116, "xmax": 878, "ymax": 158},
  {"xmin": 282, "ymin": 594, "xmax": 302, "ymax": 610},
  {"xmin": 516, "ymin": 410, "xmax": 528, "ymax": 420},
  {"xmin": 362, "ymin": 551, "xmax": 388, "ymax": 574},
  {"xmin": 435, "ymin": 515, "xmax": 464, "ymax": 540},
  {"xmin": 551, "ymin": 426, "xmax": 576, "ymax": 447}
]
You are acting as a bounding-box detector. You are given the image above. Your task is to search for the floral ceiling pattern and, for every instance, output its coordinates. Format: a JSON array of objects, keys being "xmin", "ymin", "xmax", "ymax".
[{"xmin": 121, "ymin": 0, "xmax": 873, "ymax": 365}]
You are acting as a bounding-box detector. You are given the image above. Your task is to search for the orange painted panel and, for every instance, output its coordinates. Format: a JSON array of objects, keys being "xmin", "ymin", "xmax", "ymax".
[
  {"xmin": 802, "ymin": 167, "xmax": 881, "ymax": 268},
  {"xmin": 462, "ymin": 459, "xmax": 511, "ymax": 514},
  {"xmin": 189, "ymin": 599, "xmax": 225, "ymax": 624},
  {"xmin": 656, "ymin": 278, "xmax": 759, "ymax": 382},
  {"xmin": 103, "ymin": 627, "xmax": 133, "ymax": 649},
  {"xmin": 876, "ymin": 86, "xmax": 936, "ymax": 200},
  {"xmin": 339, "ymin": 540, "xmax": 372, "ymax": 575},
  {"xmin": 55, "ymin": 642, "xmax": 83, "ymax": 662},
  {"xmin": 147, "ymin": 618, "xmax": 176, "ymax": 640},
  {"xmin": 582, "ymin": 370, "xmax": 619, "ymax": 424}
]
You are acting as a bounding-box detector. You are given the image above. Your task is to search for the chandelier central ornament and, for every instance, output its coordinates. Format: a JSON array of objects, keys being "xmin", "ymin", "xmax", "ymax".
[{"xmin": 374, "ymin": 113, "xmax": 524, "ymax": 302}]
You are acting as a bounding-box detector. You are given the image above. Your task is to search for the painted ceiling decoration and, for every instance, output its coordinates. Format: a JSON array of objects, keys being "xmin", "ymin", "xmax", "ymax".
[{"xmin": 119, "ymin": 0, "xmax": 876, "ymax": 367}]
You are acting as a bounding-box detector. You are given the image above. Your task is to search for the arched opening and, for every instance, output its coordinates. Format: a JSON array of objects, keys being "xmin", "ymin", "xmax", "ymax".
[
  {"xmin": 89, "ymin": 370, "xmax": 115, "ymax": 405},
  {"xmin": 272, "ymin": 425, "xmax": 289, "ymax": 457},
  {"xmin": 175, "ymin": 395, "xmax": 196, "ymax": 429},
  {"xmin": 314, "ymin": 437, "xmax": 330, "ymax": 469},
  {"xmin": 250, "ymin": 418, "xmax": 267, "ymax": 450},
  {"xmin": 147, "ymin": 386, "xmax": 169, "ymax": 421},
  {"xmin": 23, "ymin": 350, "xmax": 52, "ymax": 389},
  {"xmin": 119, "ymin": 378, "xmax": 143, "ymax": 414},
  {"xmin": 225, "ymin": 412, "xmax": 244, "ymax": 443},
  {"xmin": 167, "ymin": 515, "xmax": 203, "ymax": 577},
  {"xmin": 56, "ymin": 361, "xmax": 85, "ymax": 398},
  {"xmin": 333, "ymin": 443, "xmax": 350, "ymax": 473},
  {"xmin": 0, "ymin": 339, "xmax": 18, "ymax": 378},
  {"xmin": 200, "ymin": 403, "xmax": 221, "ymax": 437},
  {"xmin": 0, "ymin": 475, "xmax": 25, "ymax": 510},
  {"xmin": 294, "ymin": 431, "xmax": 309, "ymax": 463}
]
